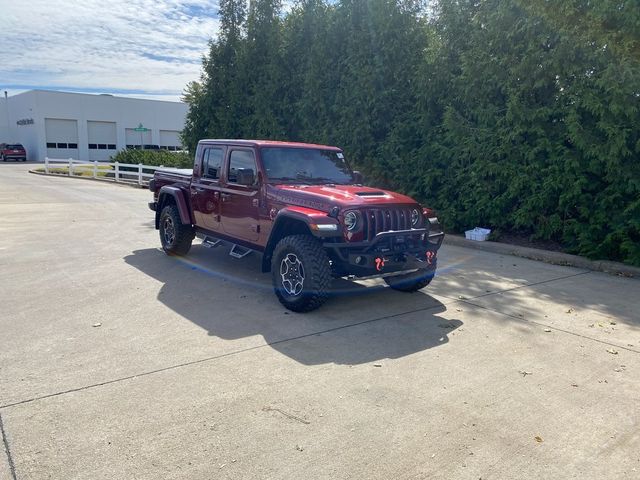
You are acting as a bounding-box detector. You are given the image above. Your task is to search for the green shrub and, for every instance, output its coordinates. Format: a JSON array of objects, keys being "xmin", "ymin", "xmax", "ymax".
[{"xmin": 111, "ymin": 149, "xmax": 193, "ymax": 169}]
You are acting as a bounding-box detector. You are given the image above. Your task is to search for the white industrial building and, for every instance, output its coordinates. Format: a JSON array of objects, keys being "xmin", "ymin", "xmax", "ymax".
[{"xmin": 0, "ymin": 90, "xmax": 188, "ymax": 162}]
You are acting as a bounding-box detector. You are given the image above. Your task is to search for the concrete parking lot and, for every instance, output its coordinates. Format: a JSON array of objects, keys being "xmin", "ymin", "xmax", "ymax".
[{"xmin": 1, "ymin": 163, "xmax": 639, "ymax": 479}]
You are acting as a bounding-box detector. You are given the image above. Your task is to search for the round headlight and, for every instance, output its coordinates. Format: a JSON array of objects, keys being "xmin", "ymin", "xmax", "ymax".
[
  {"xmin": 344, "ymin": 211, "xmax": 359, "ymax": 231},
  {"xmin": 411, "ymin": 208, "xmax": 421, "ymax": 226}
]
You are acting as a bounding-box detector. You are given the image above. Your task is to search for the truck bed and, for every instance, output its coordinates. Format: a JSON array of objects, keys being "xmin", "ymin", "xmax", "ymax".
[
  {"xmin": 153, "ymin": 167, "xmax": 192, "ymax": 187},
  {"xmin": 155, "ymin": 167, "xmax": 193, "ymax": 178}
]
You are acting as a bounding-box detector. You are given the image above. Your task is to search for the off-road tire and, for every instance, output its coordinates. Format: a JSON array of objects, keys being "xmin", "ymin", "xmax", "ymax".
[
  {"xmin": 272, "ymin": 235, "xmax": 332, "ymax": 312},
  {"xmin": 384, "ymin": 269, "xmax": 434, "ymax": 292},
  {"xmin": 159, "ymin": 204, "xmax": 194, "ymax": 256}
]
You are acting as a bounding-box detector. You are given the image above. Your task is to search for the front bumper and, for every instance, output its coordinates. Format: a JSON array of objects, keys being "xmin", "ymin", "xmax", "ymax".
[{"xmin": 324, "ymin": 227, "xmax": 445, "ymax": 277}]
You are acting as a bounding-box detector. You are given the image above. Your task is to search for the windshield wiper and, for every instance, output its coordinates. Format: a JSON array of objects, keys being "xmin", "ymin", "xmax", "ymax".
[
  {"xmin": 300, "ymin": 177, "xmax": 348, "ymax": 185},
  {"xmin": 269, "ymin": 176, "xmax": 349, "ymax": 185},
  {"xmin": 269, "ymin": 176, "xmax": 308, "ymax": 183}
]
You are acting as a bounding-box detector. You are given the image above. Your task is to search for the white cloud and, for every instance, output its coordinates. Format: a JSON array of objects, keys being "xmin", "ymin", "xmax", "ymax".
[{"xmin": 0, "ymin": 0, "xmax": 221, "ymax": 100}]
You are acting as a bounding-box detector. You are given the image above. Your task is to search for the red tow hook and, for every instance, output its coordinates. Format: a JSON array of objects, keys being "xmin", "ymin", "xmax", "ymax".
[
  {"xmin": 426, "ymin": 251, "xmax": 436, "ymax": 265},
  {"xmin": 375, "ymin": 257, "xmax": 386, "ymax": 271}
]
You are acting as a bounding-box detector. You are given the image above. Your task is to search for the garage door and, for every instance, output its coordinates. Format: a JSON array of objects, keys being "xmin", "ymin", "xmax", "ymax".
[
  {"xmin": 45, "ymin": 118, "xmax": 79, "ymax": 159},
  {"xmin": 159, "ymin": 130, "xmax": 182, "ymax": 151},
  {"xmin": 125, "ymin": 128, "xmax": 152, "ymax": 149},
  {"xmin": 87, "ymin": 121, "xmax": 117, "ymax": 161}
]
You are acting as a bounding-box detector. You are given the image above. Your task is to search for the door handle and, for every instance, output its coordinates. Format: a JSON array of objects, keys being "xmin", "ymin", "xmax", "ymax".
[{"xmin": 221, "ymin": 193, "xmax": 231, "ymax": 202}]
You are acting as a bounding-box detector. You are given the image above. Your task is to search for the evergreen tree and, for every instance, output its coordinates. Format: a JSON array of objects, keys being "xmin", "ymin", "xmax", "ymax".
[{"xmin": 181, "ymin": 0, "xmax": 640, "ymax": 265}]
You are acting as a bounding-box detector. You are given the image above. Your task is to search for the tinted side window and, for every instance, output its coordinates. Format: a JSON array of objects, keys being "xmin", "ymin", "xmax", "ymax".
[
  {"xmin": 203, "ymin": 147, "xmax": 224, "ymax": 179},
  {"xmin": 228, "ymin": 150, "xmax": 256, "ymax": 184}
]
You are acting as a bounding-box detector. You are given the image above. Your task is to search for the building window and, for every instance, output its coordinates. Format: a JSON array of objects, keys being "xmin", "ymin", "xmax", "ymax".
[
  {"xmin": 68, "ymin": 143, "xmax": 78, "ymax": 149},
  {"xmin": 89, "ymin": 144, "xmax": 97, "ymax": 149},
  {"xmin": 98, "ymin": 144, "xmax": 107, "ymax": 150},
  {"xmin": 46, "ymin": 142, "xmax": 56, "ymax": 148},
  {"xmin": 107, "ymin": 144, "xmax": 116, "ymax": 150},
  {"xmin": 57, "ymin": 143, "xmax": 68, "ymax": 149}
]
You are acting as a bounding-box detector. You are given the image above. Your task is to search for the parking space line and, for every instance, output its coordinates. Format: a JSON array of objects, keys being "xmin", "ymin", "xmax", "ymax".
[
  {"xmin": 0, "ymin": 413, "xmax": 18, "ymax": 480},
  {"xmin": 0, "ymin": 300, "xmax": 454, "ymax": 411}
]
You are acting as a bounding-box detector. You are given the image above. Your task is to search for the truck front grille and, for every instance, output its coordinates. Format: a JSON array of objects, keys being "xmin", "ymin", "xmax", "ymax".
[{"xmin": 363, "ymin": 208, "xmax": 415, "ymax": 241}]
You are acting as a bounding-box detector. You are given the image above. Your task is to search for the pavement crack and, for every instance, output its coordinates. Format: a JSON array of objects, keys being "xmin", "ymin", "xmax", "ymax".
[
  {"xmin": 262, "ymin": 406, "xmax": 311, "ymax": 425},
  {"xmin": 0, "ymin": 413, "xmax": 18, "ymax": 480},
  {"xmin": 441, "ymin": 270, "xmax": 592, "ymax": 303},
  {"xmin": 0, "ymin": 301, "xmax": 451, "ymax": 411},
  {"xmin": 460, "ymin": 298, "xmax": 640, "ymax": 354},
  {"xmin": 470, "ymin": 270, "xmax": 591, "ymax": 299}
]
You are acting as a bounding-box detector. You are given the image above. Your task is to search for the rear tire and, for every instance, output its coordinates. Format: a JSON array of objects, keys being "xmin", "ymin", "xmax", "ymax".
[
  {"xmin": 159, "ymin": 204, "xmax": 194, "ymax": 256},
  {"xmin": 384, "ymin": 269, "xmax": 434, "ymax": 292},
  {"xmin": 272, "ymin": 235, "xmax": 331, "ymax": 312}
]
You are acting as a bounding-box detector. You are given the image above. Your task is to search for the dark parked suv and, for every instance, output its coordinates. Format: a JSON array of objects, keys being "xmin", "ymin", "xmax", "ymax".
[{"xmin": 0, "ymin": 143, "xmax": 27, "ymax": 161}]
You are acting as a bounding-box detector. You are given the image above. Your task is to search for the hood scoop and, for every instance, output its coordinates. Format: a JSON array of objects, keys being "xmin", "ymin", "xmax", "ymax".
[{"xmin": 355, "ymin": 191, "xmax": 389, "ymax": 197}]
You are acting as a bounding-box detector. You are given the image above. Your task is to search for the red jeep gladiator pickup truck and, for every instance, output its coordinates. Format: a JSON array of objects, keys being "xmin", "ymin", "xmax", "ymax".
[{"xmin": 149, "ymin": 140, "xmax": 444, "ymax": 312}]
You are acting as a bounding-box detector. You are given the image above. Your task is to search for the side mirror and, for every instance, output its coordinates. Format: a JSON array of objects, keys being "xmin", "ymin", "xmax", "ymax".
[
  {"xmin": 352, "ymin": 170, "xmax": 364, "ymax": 184},
  {"xmin": 236, "ymin": 168, "xmax": 255, "ymax": 186}
]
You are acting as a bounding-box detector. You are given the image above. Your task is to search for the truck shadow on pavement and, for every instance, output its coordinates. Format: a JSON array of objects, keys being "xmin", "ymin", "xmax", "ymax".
[{"xmin": 124, "ymin": 245, "xmax": 460, "ymax": 365}]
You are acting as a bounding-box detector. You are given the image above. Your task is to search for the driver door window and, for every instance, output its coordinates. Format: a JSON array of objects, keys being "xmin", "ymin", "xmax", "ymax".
[{"xmin": 227, "ymin": 150, "xmax": 257, "ymax": 184}]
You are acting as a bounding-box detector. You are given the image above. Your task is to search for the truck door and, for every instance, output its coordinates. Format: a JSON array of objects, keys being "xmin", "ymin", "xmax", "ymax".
[
  {"xmin": 220, "ymin": 148, "xmax": 260, "ymax": 242},
  {"xmin": 190, "ymin": 146, "xmax": 225, "ymax": 232}
]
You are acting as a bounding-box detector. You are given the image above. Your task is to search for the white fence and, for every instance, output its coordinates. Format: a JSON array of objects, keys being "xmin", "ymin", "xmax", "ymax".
[{"xmin": 43, "ymin": 157, "xmax": 163, "ymax": 186}]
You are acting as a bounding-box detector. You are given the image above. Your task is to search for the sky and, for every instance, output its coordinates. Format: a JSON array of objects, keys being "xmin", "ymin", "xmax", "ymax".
[{"xmin": 0, "ymin": 0, "xmax": 223, "ymax": 102}]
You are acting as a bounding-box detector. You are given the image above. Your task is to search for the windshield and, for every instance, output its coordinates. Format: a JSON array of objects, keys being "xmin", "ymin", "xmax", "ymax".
[
  {"xmin": 261, "ymin": 147, "xmax": 353, "ymax": 184},
  {"xmin": 6, "ymin": 144, "xmax": 24, "ymax": 149}
]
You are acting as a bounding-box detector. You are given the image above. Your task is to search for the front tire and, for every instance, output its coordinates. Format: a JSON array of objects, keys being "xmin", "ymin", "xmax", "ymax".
[
  {"xmin": 271, "ymin": 235, "xmax": 332, "ymax": 312},
  {"xmin": 159, "ymin": 204, "xmax": 194, "ymax": 256},
  {"xmin": 384, "ymin": 269, "xmax": 434, "ymax": 292}
]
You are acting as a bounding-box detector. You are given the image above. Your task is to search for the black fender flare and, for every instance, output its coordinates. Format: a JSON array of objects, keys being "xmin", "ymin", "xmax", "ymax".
[
  {"xmin": 156, "ymin": 186, "xmax": 192, "ymax": 228},
  {"xmin": 261, "ymin": 207, "xmax": 341, "ymax": 272}
]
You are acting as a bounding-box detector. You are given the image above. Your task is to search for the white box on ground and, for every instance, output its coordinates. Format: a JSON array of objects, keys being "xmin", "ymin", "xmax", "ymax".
[{"xmin": 465, "ymin": 227, "xmax": 491, "ymax": 241}]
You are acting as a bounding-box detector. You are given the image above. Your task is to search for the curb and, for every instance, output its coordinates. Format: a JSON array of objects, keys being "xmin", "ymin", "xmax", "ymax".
[
  {"xmin": 29, "ymin": 169, "xmax": 147, "ymax": 189},
  {"xmin": 444, "ymin": 234, "xmax": 640, "ymax": 278}
]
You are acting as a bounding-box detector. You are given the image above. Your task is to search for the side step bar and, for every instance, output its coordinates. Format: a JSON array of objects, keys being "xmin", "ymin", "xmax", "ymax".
[
  {"xmin": 229, "ymin": 244, "xmax": 252, "ymax": 258},
  {"xmin": 202, "ymin": 236, "xmax": 222, "ymax": 248},
  {"xmin": 199, "ymin": 234, "xmax": 253, "ymax": 258}
]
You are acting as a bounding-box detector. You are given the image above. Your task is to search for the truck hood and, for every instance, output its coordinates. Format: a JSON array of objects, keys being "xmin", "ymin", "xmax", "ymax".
[{"xmin": 267, "ymin": 184, "xmax": 419, "ymax": 212}]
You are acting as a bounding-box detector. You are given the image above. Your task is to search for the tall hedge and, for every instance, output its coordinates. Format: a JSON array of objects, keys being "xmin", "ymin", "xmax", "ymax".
[
  {"xmin": 111, "ymin": 149, "xmax": 193, "ymax": 169},
  {"xmin": 182, "ymin": 0, "xmax": 640, "ymax": 266}
]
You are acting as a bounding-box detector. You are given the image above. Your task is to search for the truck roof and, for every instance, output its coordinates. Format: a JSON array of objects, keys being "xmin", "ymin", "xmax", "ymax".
[{"xmin": 199, "ymin": 139, "xmax": 342, "ymax": 151}]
